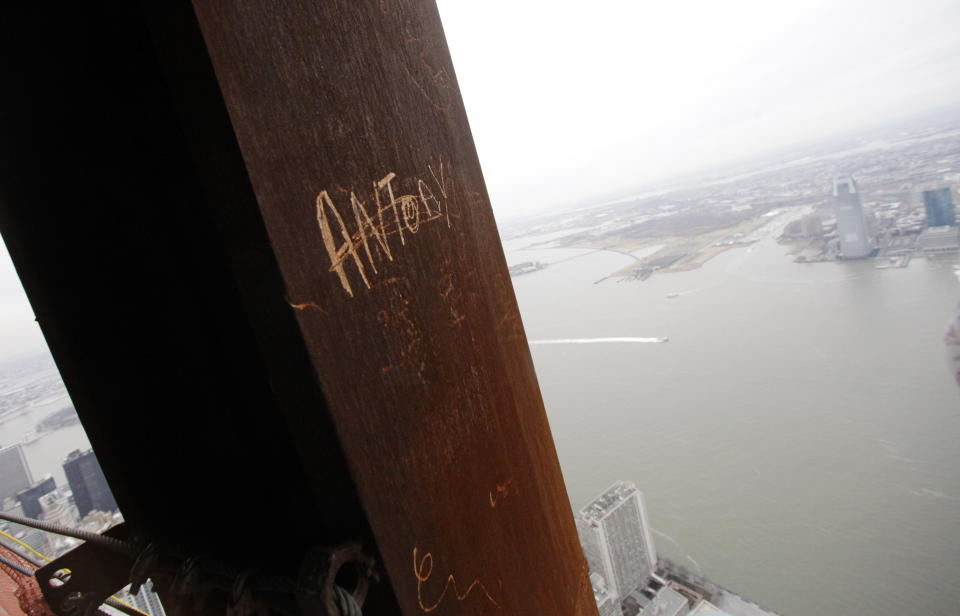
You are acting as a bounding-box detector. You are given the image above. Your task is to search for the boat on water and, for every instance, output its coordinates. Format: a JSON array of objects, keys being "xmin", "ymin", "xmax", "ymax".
[
  {"xmin": 666, "ymin": 292, "xmax": 680, "ymax": 299},
  {"xmin": 657, "ymin": 336, "xmax": 670, "ymax": 343}
]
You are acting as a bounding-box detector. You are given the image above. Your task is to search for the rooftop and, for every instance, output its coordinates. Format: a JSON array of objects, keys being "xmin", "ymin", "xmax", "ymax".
[
  {"xmin": 690, "ymin": 599, "xmax": 733, "ymax": 615},
  {"xmin": 580, "ymin": 480, "xmax": 639, "ymax": 522},
  {"xmin": 640, "ymin": 587, "xmax": 689, "ymax": 616},
  {"xmin": 833, "ymin": 176, "xmax": 858, "ymax": 196}
]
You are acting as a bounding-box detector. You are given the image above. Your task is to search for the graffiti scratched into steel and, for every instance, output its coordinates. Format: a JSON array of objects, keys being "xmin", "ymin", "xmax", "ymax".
[
  {"xmin": 488, "ymin": 479, "xmax": 518, "ymax": 508},
  {"xmin": 315, "ymin": 162, "xmax": 452, "ymax": 297},
  {"xmin": 413, "ymin": 546, "xmax": 500, "ymax": 612}
]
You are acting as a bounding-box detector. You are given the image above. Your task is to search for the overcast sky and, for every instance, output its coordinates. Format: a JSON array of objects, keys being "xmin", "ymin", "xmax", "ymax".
[
  {"xmin": 3, "ymin": 1, "xmax": 960, "ymax": 362},
  {"xmin": 436, "ymin": 0, "xmax": 960, "ymax": 219},
  {"xmin": 0, "ymin": 239, "xmax": 44, "ymax": 363}
]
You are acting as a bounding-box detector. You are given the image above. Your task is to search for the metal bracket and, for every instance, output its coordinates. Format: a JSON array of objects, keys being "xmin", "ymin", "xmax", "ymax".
[
  {"xmin": 35, "ymin": 524, "xmax": 136, "ymax": 616},
  {"xmin": 295, "ymin": 545, "xmax": 375, "ymax": 616},
  {"xmin": 36, "ymin": 530, "xmax": 375, "ymax": 616}
]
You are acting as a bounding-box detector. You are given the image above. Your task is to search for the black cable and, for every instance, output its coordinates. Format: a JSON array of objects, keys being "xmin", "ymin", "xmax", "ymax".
[{"xmin": 0, "ymin": 512, "xmax": 136, "ymax": 556}]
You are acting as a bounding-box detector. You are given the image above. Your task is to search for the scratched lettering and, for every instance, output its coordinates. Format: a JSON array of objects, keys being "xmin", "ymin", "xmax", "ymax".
[
  {"xmin": 314, "ymin": 162, "xmax": 452, "ymax": 297},
  {"xmin": 400, "ymin": 20, "xmax": 453, "ymax": 111},
  {"xmin": 413, "ymin": 547, "xmax": 501, "ymax": 612},
  {"xmin": 436, "ymin": 250, "xmax": 468, "ymax": 330},
  {"xmin": 488, "ymin": 479, "xmax": 518, "ymax": 508},
  {"xmin": 377, "ymin": 289, "xmax": 427, "ymax": 385},
  {"xmin": 287, "ymin": 300, "xmax": 326, "ymax": 314}
]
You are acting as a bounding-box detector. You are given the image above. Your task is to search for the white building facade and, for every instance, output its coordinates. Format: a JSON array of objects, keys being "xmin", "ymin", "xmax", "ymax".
[{"xmin": 580, "ymin": 481, "xmax": 658, "ymax": 600}]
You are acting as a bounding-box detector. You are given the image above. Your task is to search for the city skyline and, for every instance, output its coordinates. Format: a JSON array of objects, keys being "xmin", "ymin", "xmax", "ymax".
[
  {"xmin": 0, "ymin": 4, "xmax": 956, "ymax": 615},
  {"xmin": 436, "ymin": 0, "xmax": 960, "ymax": 219}
]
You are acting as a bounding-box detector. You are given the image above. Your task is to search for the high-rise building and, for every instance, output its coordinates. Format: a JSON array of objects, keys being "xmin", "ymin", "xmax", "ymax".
[
  {"xmin": 39, "ymin": 490, "xmax": 82, "ymax": 557},
  {"xmin": 0, "ymin": 445, "xmax": 33, "ymax": 504},
  {"xmin": 16, "ymin": 476, "xmax": 56, "ymax": 519},
  {"xmin": 640, "ymin": 586, "xmax": 689, "ymax": 616},
  {"xmin": 40, "ymin": 491, "xmax": 78, "ymax": 529},
  {"xmin": 924, "ymin": 188, "xmax": 956, "ymax": 227},
  {"xmin": 579, "ymin": 481, "xmax": 658, "ymax": 600},
  {"xmin": 833, "ymin": 177, "xmax": 872, "ymax": 258},
  {"xmin": 117, "ymin": 581, "xmax": 167, "ymax": 616},
  {"xmin": 917, "ymin": 225, "xmax": 960, "ymax": 252},
  {"xmin": 690, "ymin": 599, "xmax": 734, "ymax": 615},
  {"xmin": 590, "ymin": 573, "xmax": 620, "ymax": 616},
  {"xmin": 62, "ymin": 449, "xmax": 117, "ymax": 518}
]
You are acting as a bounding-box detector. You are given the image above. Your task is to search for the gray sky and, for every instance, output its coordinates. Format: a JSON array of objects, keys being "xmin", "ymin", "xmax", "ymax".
[
  {"xmin": 436, "ymin": 0, "xmax": 960, "ymax": 219},
  {"xmin": 0, "ymin": 239, "xmax": 44, "ymax": 363},
  {"xmin": 3, "ymin": 0, "xmax": 960, "ymax": 362}
]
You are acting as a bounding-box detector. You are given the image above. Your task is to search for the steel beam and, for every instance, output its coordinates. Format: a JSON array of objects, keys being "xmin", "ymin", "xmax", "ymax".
[{"xmin": 0, "ymin": 3, "xmax": 596, "ymax": 614}]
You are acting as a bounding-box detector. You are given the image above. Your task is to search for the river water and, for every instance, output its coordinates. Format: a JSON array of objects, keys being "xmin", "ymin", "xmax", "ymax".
[
  {"xmin": 0, "ymin": 396, "xmax": 91, "ymax": 490},
  {"xmin": 505, "ymin": 232, "xmax": 960, "ymax": 616},
  {"xmin": 2, "ymin": 227, "xmax": 957, "ymax": 614}
]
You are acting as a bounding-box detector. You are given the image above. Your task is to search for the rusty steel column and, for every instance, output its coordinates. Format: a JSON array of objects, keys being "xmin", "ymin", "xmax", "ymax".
[
  {"xmin": 0, "ymin": 2, "xmax": 597, "ymax": 614},
  {"xmin": 184, "ymin": 2, "xmax": 595, "ymax": 613}
]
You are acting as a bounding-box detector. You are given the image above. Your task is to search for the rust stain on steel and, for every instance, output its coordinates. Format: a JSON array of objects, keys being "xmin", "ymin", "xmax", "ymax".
[{"xmin": 190, "ymin": 0, "xmax": 598, "ymax": 613}]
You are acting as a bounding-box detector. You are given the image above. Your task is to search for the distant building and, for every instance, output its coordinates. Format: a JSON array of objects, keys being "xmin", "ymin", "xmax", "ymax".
[
  {"xmin": 783, "ymin": 214, "xmax": 823, "ymax": 239},
  {"xmin": 0, "ymin": 518, "xmax": 48, "ymax": 561},
  {"xmin": 833, "ymin": 177, "xmax": 873, "ymax": 258},
  {"xmin": 507, "ymin": 261, "xmax": 546, "ymax": 276},
  {"xmin": 1, "ymin": 498, "xmax": 51, "ymax": 557},
  {"xmin": 924, "ymin": 188, "xmax": 956, "ymax": 227},
  {"xmin": 640, "ymin": 586, "xmax": 689, "ymax": 616},
  {"xmin": 16, "ymin": 476, "xmax": 56, "ymax": 519},
  {"xmin": 0, "ymin": 445, "xmax": 33, "ymax": 503},
  {"xmin": 801, "ymin": 214, "xmax": 823, "ymax": 238},
  {"xmin": 63, "ymin": 449, "xmax": 117, "ymax": 518},
  {"xmin": 917, "ymin": 226, "xmax": 960, "ymax": 252},
  {"xmin": 590, "ymin": 572, "xmax": 620, "ymax": 616},
  {"xmin": 579, "ymin": 481, "xmax": 658, "ymax": 600},
  {"xmin": 39, "ymin": 490, "xmax": 81, "ymax": 557},
  {"xmin": 690, "ymin": 599, "xmax": 734, "ymax": 615},
  {"xmin": 40, "ymin": 490, "xmax": 77, "ymax": 530},
  {"xmin": 116, "ymin": 580, "xmax": 167, "ymax": 616},
  {"xmin": 577, "ymin": 517, "xmax": 605, "ymax": 583}
]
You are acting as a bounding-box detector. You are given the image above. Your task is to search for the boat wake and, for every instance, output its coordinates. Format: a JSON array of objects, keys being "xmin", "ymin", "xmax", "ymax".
[{"xmin": 529, "ymin": 337, "xmax": 668, "ymax": 345}]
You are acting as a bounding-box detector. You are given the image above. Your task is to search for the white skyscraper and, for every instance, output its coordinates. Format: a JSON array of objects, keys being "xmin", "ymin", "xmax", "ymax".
[
  {"xmin": 579, "ymin": 481, "xmax": 658, "ymax": 600},
  {"xmin": 0, "ymin": 444, "xmax": 33, "ymax": 504},
  {"xmin": 833, "ymin": 176, "xmax": 872, "ymax": 258}
]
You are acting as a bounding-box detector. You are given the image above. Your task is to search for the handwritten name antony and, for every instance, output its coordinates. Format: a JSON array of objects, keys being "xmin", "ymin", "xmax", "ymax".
[{"xmin": 315, "ymin": 163, "xmax": 452, "ymax": 297}]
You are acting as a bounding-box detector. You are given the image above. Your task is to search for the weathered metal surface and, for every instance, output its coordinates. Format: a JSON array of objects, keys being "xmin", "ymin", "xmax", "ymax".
[
  {"xmin": 0, "ymin": 4, "xmax": 382, "ymax": 607},
  {"xmin": 0, "ymin": 2, "xmax": 596, "ymax": 614},
  {"xmin": 187, "ymin": 2, "xmax": 594, "ymax": 613}
]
